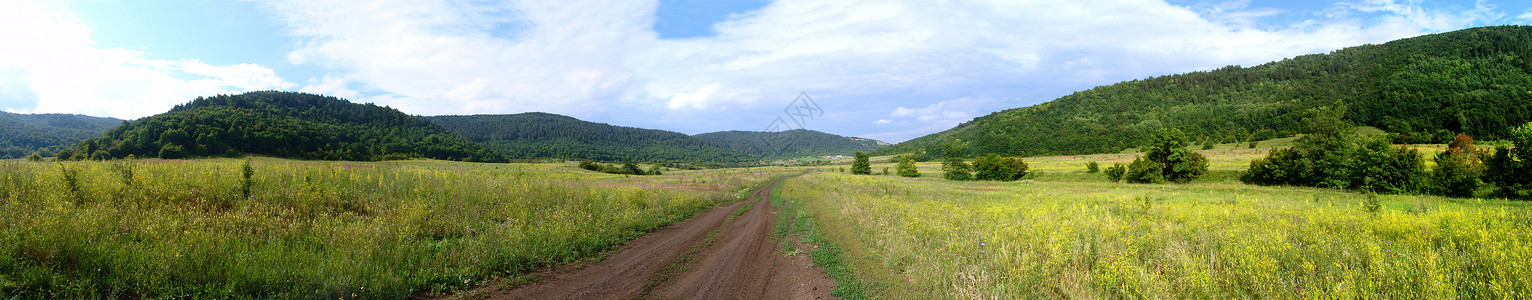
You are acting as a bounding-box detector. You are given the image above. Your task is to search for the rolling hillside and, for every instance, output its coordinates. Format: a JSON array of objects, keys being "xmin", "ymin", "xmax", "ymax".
[
  {"xmin": 65, "ymin": 91, "xmax": 505, "ymax": 162},
  {"xmin": 0, "ymin": 111, "xmax": 122, "ymax": 158},
  {"xmin": 428, "ymin": 113, "xmax": 755, "ymax": 166},
  {"xmin": 694, "ymin": 129, "xmax": 888, "ymax": 159},
  {"xmin": 878, "ymin": 25, "xmax": 1532, "ymax": 157}
]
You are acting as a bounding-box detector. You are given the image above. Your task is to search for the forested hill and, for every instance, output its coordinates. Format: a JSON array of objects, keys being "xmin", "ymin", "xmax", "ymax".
[
  {"xmin": 0, "ymin": 111, "xmax": 122, "ymax": 158},
  {"xmin": 65, "ymin": 91, "xmax": 505, "ymax": 162},
  {"xmin": 877, "ymin": 25, "xmax": 1532, "ymax": 157},
  {"xmin": 694, "ymin": 129, "xmax": 888, "ymax": 158},
  {"xmin": 428, "ymin": 113, "xmax": 755, "ymax": 166}
]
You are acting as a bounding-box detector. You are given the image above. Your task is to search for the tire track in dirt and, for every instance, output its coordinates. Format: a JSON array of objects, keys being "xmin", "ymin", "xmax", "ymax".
[{"xmin": 481, "ymin": 177, "xmax": 835, "ymax": 300}]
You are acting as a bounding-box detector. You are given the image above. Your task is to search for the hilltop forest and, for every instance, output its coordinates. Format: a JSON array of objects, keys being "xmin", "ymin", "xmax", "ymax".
[
  {"xmin": 878, "ymin": 25, "xmax": 1532, "ymax": 157},
  {"xmin": 63, "ymin": 91, "xmax": 506, "ymax": 162}
]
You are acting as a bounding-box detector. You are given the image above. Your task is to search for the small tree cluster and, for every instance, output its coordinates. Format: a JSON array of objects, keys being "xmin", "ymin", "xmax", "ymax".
[
  {"xmin": 1085, "ymin": 161, "xmax": 1099, "ymax": 173},
  {"xmin": 1122, "ymin": 128, "xmax": 1207, "ymax": 184},
  {"xmin": 942, "ymin": 157, "xmax": 973, "ymax": 181},
  {"xmin": 1486, "ymin": 122, "xmax": 1532, "ymax": 199},
  {"xmin": 1350, "ymin": 138, "xmax": 1426, "ymax": 194},
  {"xmin": 578, "ymin": 160, "xmax": 662, "ymax": 175},
  {"xmin": 1432, "ymin": 133, "xmax": 1485, "ymax": 197},
  {"xmin": 851, "ymin": 151, "xmax": 872, "ymax": 175},
  {"xmin": 1243, "ymin": 104, "xmax": 1520, "ymax": 198},
  {"xmin": 1244, "ymin": 103, "xmax": 1365, "ymax": 189},
  {"xmin": 1105, "ymin": 163, "xmax": 1126, "ymax": 182}
]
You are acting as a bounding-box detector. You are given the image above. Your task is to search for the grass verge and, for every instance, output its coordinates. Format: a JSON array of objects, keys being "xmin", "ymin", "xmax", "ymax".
[{"xmin": 772, "ymin": 179, "xmax": 873, "ymax": 299}]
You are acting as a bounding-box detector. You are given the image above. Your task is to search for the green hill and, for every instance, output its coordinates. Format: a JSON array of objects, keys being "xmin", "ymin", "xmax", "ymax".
[
  {"xmin": 877, "ymin": 25, "xmax": 1532, "ymax": 157},
  {"xmin": 66, "ymin": 91, "xmax": 505, "ymax": 162},
  {"xmin": 0, "ymin": 111, "xmax": 122, "ymax": 158},
  {"xmin": 427, "ymin": 113, "xmax": 755, "ymax": 166},
  {"xmin": 694, "ymin": 129, "xmax": 888, "ymax": 159}
]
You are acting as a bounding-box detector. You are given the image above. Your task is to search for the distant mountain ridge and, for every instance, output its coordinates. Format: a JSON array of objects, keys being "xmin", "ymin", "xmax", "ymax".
[
  {"xmin": 878, "ymin": 25, "xmax": 1532, "ymax": 157},
  {"xmin": 693, "ymin": 129, "xmax": 888, "ymax": 159},
  {"xmin": 427, "ymin": 113, "xmax": 755, "ymax": 166},
  {"xmin": 0, "ymin": 111, "xmax": 122, "ymax": 158}
]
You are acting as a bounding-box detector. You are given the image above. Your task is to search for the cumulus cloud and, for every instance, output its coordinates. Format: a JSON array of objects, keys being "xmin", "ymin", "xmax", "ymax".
[
  {"xmin": 299, "ymin": 75, "xmax": 361, "ymax": 100},
  {"xmin": 270, "ymin": 0, "xmax": 653, "ymax": 116},
  {"xmin": 1340, "ymin": 0, "xmax": 1504, "ymax": 32},
  {"xmin": 0, "ymin": 1, "xmax": 293, "ymax": 119}
]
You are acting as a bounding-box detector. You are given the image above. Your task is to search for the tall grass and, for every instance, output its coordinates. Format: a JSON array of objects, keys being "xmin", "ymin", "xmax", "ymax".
[
  {"xmin": 0, "ymin": 158, "xmax": 772, "ymax": 298},
  {"xmin": 779, "ymin": 172, "xmax": 1532, "ymax": 299}
]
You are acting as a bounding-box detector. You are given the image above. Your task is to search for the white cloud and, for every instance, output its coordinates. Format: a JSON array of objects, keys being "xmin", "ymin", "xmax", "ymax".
[
  {"xmin": 299, "ymin": 75, "xmax": 361, "ymax": 100},
  {"xmin": 1340, "ymin": 0, "xmax": 1504, "ymax": 32},
  {"xmin": 1517, "ymin": 7, "xmax": 1532, "ymax": 21},
  {"xmin": 270, "ymin": 0, "xmax": 653, "ymax": 116},
  {"xmin": 0, "ymin": 1, "xmax": 293, "ymax": 119},
  {"xmin": 874, "ymin": 119, "xmax": 891, "ymax": 124}
]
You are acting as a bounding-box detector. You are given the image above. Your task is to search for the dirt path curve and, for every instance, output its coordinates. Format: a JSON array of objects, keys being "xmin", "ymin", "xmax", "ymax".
[{"xmin": 484, "ymin": 177, "xmax": 835, "ymax": 300}]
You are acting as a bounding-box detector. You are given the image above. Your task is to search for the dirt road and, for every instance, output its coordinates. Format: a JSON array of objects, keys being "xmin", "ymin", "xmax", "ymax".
[{"xmin": 483, "ymin": 177, "xmax": 836, "ymax": 299}]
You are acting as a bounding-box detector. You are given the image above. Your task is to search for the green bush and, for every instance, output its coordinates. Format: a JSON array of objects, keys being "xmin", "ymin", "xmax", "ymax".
[
  {"xmin": 1431, "ymin": 134, "xmax": 1485, "ymax": 198},
  {"xmin": 158, "ymin": 144, "xmax": 186, "ymax": 159},
  {"xmin": 1241, "ymin": 148, "xmax": 1309, "ymax": 186},
  {"xmin": 942, "ymin": 158, "xmax": 973, "ymax": 181},
  {"xmin": 1001, "ymin": 156, "xmax": 1029, "ymax": 181},
  {"xmin": 1123, "ymin": 128, "xmax": 1207, "ymax": 184},
  {"xmin": 578, "ymin": 161, "xmax": 601, "ymax": 171},
  {"xmin": 974, "ymin": 154, "xmax": 1029, "ymax": 181},
  {"xmin": 1086, "ymin": 161, "xmax": 1099, "ymax": 173},
  {"xmin": 1124, "ymin": 157, "xmax": 1164, "ymax": 184},
  {"xmin": 1104, "ymin": 163, "xmax": 1126, "ymax": 182},
  {"xmin": 1348, "ymin": 137, "xmax": 1426, "ymax": 194},
  {"xmin": 1243, "ymin": 103, "xmax": 1358, "ymax": 188},
  {"xmin": 896, "ymin": 155, "xmax": 920, "ymax": 177}
]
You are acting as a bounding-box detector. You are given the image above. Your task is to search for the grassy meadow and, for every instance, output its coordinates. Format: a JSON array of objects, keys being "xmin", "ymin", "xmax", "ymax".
[
  {"xmin": 777, "ymin": 157, "xmax": 1532, "ymax": 299},
  {"xmin": 0, "ymin": 158, "xmax": 788, "ymax": 298}
]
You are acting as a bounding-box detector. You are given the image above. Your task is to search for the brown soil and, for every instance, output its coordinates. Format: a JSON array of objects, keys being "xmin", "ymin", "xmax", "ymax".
[{"xmin": 472, "ymin": 177, "xmax": 836, "ymax": 300}]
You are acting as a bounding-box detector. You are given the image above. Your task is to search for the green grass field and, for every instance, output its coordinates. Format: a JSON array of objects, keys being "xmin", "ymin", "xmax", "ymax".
[
  {"xmin": 3, "ymin": 136, "xmax": 1523, "ymax": 299},
  {"xmin": 0, "ymin": 158, "xmax": 788, "ymax": 298}
]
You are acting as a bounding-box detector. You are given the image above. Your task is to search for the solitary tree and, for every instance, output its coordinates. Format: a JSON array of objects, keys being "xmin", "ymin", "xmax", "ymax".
[
  {"xmin": 1126, "ymin": 128, "xmax": 1207, "ymax": 183},
  {"xmin": 897, "ymin": 155, "xmax": 920, "ymax": 177},
  {"xmin": 1432, "ymin": 133, "xmax": 1484, "ymax": 197},
  {"xmin": 851, "ymin": 151, "xmax": 872, "ymax": 175}
]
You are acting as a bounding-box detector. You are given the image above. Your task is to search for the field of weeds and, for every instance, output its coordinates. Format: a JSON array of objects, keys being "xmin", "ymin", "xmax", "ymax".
[
  {"xmin": 777, "ymin": 169, "xmax": 1532, "ymax": 299},
  {"xmin": 0, "ymin": 158, "xmax": 787, "ymax": 298}
]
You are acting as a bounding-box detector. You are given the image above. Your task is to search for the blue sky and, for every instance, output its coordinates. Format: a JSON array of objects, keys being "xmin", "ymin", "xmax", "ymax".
[{"xmin": 2, "ymin": 0, "xmax": 1529, "ymax": 143}]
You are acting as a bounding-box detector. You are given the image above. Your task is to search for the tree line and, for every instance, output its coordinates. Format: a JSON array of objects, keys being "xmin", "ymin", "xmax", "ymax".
[{"xmin": 1242, "ymin": 103, "xmax": 1532, "ymax": 199}]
